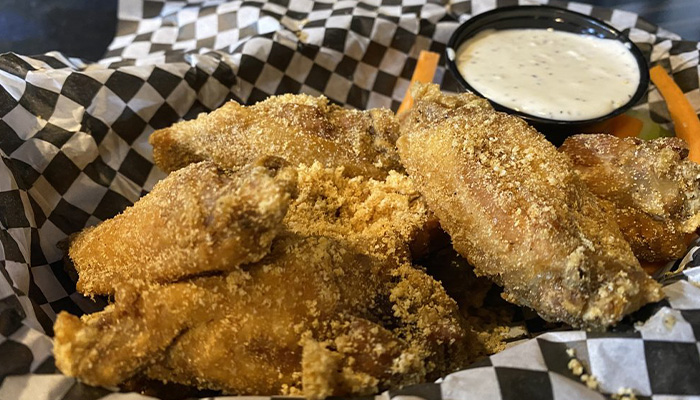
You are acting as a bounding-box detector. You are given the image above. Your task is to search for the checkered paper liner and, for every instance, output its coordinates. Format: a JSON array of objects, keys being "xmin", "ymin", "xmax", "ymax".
[{"xmin": 1, "ymin": 0, "xmax": 700, "ymax": 399}]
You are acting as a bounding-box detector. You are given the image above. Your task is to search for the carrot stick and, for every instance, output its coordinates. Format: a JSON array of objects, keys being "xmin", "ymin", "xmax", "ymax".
[
  {"xmin": 397, "ymin": 51, "xmax": 440, "ymax": 115},
  {"xmin": 609, "ymin": 114, "xmax": 643, "ymax": 138},
  {"xmin": 650, "ymin": 64, "xmax": 700, "ymax": 163}
]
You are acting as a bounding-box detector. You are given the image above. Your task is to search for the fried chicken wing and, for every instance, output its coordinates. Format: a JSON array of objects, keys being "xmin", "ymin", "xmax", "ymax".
[
  {"xmin": 69, "ymin": 157, "xmax": 296, "ymax": 296},
  {"xmin": 396, "ymin": 83, "xmax": 662, "ymax": 329},
  {"xmin": 560, "ymin": 134, "xmax": 700, "ymax": 262},
  {"xmin": 149, "ymin": 94, "xmax": 402, "ymax": 179},
  {"xmin": 55, "ymin": 234, "xmax": 472, "ymax": 399},
  {"xmin": 284, "ymin": 162, "xmax": 446, "ymax": 264}
]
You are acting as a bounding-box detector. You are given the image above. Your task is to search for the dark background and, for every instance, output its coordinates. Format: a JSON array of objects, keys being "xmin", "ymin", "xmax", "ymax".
[{"xmin": 0, "ymin": 0, "xmax": 697, "ymax": 62}]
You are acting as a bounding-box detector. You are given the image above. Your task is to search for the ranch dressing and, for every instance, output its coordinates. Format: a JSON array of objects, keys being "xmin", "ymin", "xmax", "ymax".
[{"xmin": 455, "ymin": 29, "xmax": 640, "ymax": 121}]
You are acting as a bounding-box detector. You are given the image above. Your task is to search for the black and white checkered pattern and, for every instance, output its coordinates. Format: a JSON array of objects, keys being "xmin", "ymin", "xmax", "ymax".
[{"xmin": 1, "ymin": 0, "xmax": 700, "ymax": 399}]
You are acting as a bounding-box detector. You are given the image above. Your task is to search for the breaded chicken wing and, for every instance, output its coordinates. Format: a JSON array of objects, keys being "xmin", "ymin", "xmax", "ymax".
[
  {"xmin": 69, "ymin": 157, "xmax": 296, "ymax": 296},
  {"xmin": 149, "ymin": 94, "xmax": 402, "ymax": 179},
  {"xmin": 396, "ymin": 83, "xmax": 662, "ymax": 329},
  {"xmin": 55, "ymin": 234, "xmax": 472, "ymax": 399},
  {"xmin": 560, "ymin": 134, "xmax": 700, "ymax": 262}
]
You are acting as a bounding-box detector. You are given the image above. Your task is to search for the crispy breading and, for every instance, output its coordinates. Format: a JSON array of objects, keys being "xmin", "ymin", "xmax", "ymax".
[
  {"xmin": 396, "ymin": 83, "xmax": 663, "ymax": 329},
  {"xmin": 284, "ymin": 162, "xmax": 444, "ymax": 264},
  {"xmin": 560, "ymin": 134, "xmax": 700, "ymax": 262},
  {"xmin": 149, "ymin": 94, "xmax": 402, "ymax": 179},
  {"xmin": 54, "ymin": 235, "xmax": 472, "ymax": 399},
  {"xmin": 69, "ymin": 157, "xmax": 296, "ymax": 296}
]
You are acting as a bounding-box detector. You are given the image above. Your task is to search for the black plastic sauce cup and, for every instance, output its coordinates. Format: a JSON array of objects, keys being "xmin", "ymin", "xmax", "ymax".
[{"xmin": 445, "ymin": 5, "xmax": 650, "ymax": 146}]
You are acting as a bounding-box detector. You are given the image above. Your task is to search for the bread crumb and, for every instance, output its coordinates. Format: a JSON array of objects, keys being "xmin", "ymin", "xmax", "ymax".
[
  {"xmin": 612, "ymin": 388, "xmax": 638, "ymax": 400},
  {"xmin": 663, "ymin": 313, "xmax": 677, "ymax": 330},
  {"xmin": 567, "ymin": 359, "xmax": 584, "ymax": 376},
  {"xmin": 580, "ymin": 373, "xmax": 599, "ymax": 390},
  {"xmin": 566, "ymin": 346, "xmax": 600, "ymax": 390}
]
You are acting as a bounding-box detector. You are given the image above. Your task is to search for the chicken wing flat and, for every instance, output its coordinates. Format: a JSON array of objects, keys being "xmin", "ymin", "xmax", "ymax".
[
  {"xmin": 396, "ymin": 83, "xmax": 662, "ymax": 329},
  {"xmin": 284, "ymin": 162, "xmax": 445, "ymax": 264},
  {"xmin": 149, "ymin": 93, "xmax": 402, "ymax": 179},
  {"xmin": 69, "ymin": 157, "xmax": 296, "ymax": 296},
  {"xmin": 560, "ymin": 134, "xmax": 700, "ymax": 262},
  {"xmin": 55, "ymin": 234, "xmax": 473, "ymax": 399}
]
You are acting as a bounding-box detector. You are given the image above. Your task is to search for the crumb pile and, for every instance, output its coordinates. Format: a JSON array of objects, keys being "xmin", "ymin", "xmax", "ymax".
[{"xmin": 284, "ymin": 162, "xmax": 439, "ymax": 264}]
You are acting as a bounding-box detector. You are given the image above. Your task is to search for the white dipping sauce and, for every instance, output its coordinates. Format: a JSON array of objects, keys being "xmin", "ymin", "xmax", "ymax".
[{"xmin": 455, "ymin": 29, "xmax": 640, "ymax": 121}]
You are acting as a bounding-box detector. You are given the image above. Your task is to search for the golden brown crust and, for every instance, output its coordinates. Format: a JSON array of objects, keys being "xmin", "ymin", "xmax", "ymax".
[
  {"xmin": 397, "ymin": 83, "xmax": 663, "ymax": 329},
  {"xmin": 149, "ymin": 94, "xmax": 402, "ymax": 179},
  {"xmin": 560, "ymin": 134, "xmax": 700, "ymax": 262},
  {"xmin": 69, "ymin": 157, "xmax": 296, "ymax": 296},
  {"xmin": 53, "ymin": 281, "xmax": 220, "ymax": 387},
  {"xmin": 284, "ymin": 162, "xmax": 438, "ymax": 264}
]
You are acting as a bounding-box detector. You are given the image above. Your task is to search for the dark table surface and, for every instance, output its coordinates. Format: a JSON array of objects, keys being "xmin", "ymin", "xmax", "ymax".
[{"xmin": 0, "ymin": 0, "xmax": 698, "ymax": 62}]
